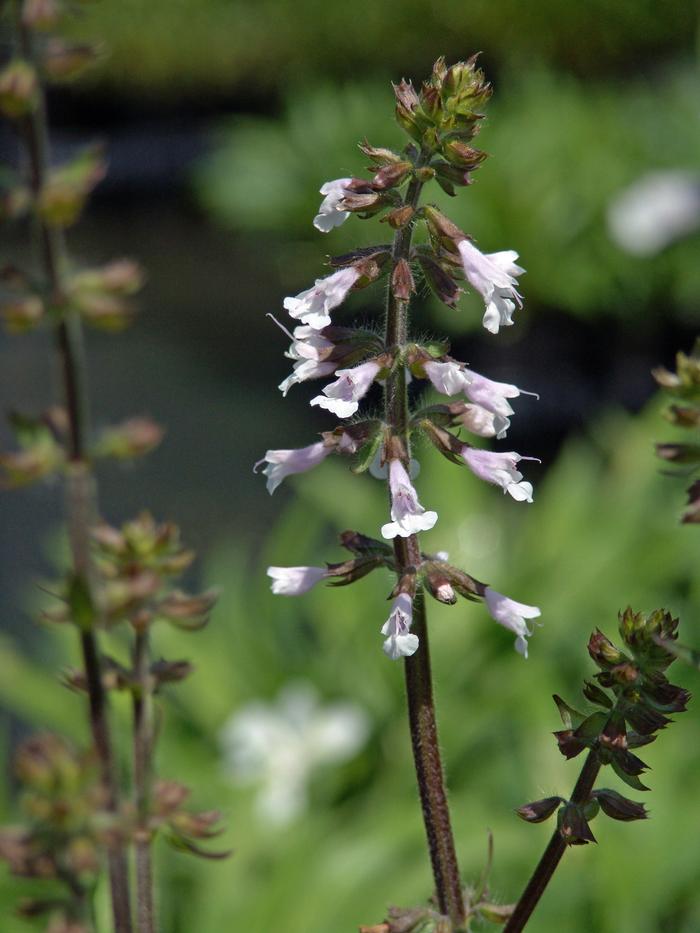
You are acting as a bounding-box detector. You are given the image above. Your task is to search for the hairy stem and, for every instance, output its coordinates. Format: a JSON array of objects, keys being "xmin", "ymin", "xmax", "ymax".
[
  {"xmin": 384, "ymin": 171, "xmax": 465, "ymax": 926},
  {"xmin": 133, "ymin": 629, "xmax": 156, "ymax": 933},
  {"xmin": 15, "ymin": 10, "xmax": 133, "ymax": 931},
  {"xmin": 504, "ymin": 751, "xmax": 601, "ymax": 932}
]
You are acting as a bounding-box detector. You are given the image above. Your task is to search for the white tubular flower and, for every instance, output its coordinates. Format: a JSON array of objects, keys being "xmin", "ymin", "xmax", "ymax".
[
  {"xmin": 457, "ymin": 239, "xmax": 524, "ymax": 334},
  {"xmin": 462, "ymin": 367, "xmax": 535, "ymax": 419},
  {"xmin": 267, "ymin": 566, "xmax": 327, "ymax": 596},
  {"xmin": 283, "ymin": 267, "xmax": 360, "ymax": 330},
  {"xmin": 461, "ymin": 447, "xmax": 535, "ymax": 502},
  {"xmin": 423, "ymin": 359, "xmax": 471, "ymax": 396},
  {"xmin": 310, "ymin": 359, "xmax": 380, "ymax": 419},
  {"xmin": 381, "ymin": 593, "xmax": 418, "ymax": 660},
  {"xmin": 381, "ymin": 460, "xmax": 438, "ymax": 539},
  {"xmin": 456, "ymin": 403, "xmax": 511, "ymax": 439},
  {"xmin": 254, "ymin": 441, "xmax": 333, "ymax": 494},
  {"xmin": 313, "ymin": 178, "xmax": 353, "ymax": 232},
  {"xmin": 278, "ymin": 358, "xmax": 337, "ymax": 396},
  {"xmin": 485, "ymin": 586, "xmax": 541, "ymax": 658}
]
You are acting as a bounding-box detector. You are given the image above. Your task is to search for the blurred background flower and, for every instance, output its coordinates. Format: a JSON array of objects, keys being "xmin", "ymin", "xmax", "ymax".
[{"xmin": 219, "ymin": 682, "xmax": 370, "ymax": 826}]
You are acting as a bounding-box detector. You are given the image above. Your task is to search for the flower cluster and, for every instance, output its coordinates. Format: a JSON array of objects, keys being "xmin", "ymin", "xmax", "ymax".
[
  {"xmin": 518, "ymin": 608, "xmax": 689, "ymax": 845},
  {"xmin": 257, "ymin": 57, "xmax": 541, "ymax": 660}
]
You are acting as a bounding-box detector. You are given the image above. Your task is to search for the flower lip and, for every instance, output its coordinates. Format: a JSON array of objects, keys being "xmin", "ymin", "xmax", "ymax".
[
  {"xmin": 380, "ymin": 459, "xmax": 438, "ymax": 539},
  {"xmin": 313, "ymin": 178, "xmax": 353, "ymax": 233}
]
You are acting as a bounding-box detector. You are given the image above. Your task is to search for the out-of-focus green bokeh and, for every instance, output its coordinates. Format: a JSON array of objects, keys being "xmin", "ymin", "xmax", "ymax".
[{"xmin": 2, "ymin": 1, "xmax": 700, "ymax": 931}]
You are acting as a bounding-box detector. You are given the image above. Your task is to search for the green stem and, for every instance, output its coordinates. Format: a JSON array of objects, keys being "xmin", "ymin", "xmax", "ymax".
[
  {"xmin": 384, "ymin": 168, "xmax": 466, "ymax": 927},
  {"xmin": 132, "ymin": 629, "xmax": 156, "ymax": 933},
  {"xmin": 504, "ymin": 751, "xmax": 601, "ymax": 932},
  {"xmin": 14, "ymin": 9, "xmax": 133, "ymax": 931}
]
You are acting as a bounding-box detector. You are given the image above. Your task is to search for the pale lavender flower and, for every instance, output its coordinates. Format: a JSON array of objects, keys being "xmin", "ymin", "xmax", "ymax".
[
  {"xmin": 285, "ymin": 325, "xmax": 334, "ymax": 362},
  {"xmin": 462, "ymin": 367, "xmax": 537, "ymax": 419},
  {"xmin": 283, "ymin": 267, "xmax": 360, "ymax": 330},
  {"xmin": 267, "ymin": 566, "xmax": 327, "ymax": 595},
  {"xmin": 456, "ymin": 403, "xmax": 511, "ymax": 439},
  {"xmin": 255, "ymin": 441, "xmax": 333, "ymax": 494},
  {"xmin": 310, "ymin": 359, "xmax": 380, "ymax": 418},
  {"xmin": 423, "ymin": 359, "xmax": 470, "ymax": 396},
  {"xmin": 313, "ymin": 178, "xmax": 354, "ymax": 232},
  {"xmin": 381, "ymin": 459, "xmax": 438, "ymax": 539},
  {"xmin": 485, "ymin": 586, "xmax": 541, "ymax": 657},
  {"xmin": 278, "ymin": 358, "xmax": 337, "ymax": 396},
  {"xmin": 457, "ymin": 239, "xmax": 524, "ymax": 334},
  {"xmin": 381, "ymin": 593, "xmax": 418, "ymax": 660},
  {"xmin": 461, "ymin": 447, "xmax": 535, "ymax": 502}
]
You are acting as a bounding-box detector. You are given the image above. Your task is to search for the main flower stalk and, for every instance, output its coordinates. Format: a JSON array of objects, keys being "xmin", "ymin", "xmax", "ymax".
[{"xmin": 384, "ymin": 170, "xmax": 466, "ymax": 926}]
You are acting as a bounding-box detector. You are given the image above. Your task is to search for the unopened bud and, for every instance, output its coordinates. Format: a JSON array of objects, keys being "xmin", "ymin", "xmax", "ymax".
[
  {"xmin": 37, "ymin": 149, "xmax": 106, "ymax": 227},
  {"xmin": 359, "ymin": 139, "xmax": 402, "ymax": 166},
  {"xmin": 1, "ymin": 294, "xmax": 44, "ymax": 333},
  {"xmin": 94, "ymin": 416, "xmax": 164, "ymax": 460},
  {"xmin": 0, "ymin": 185, "xmax": 31, "ymax": 221},
  {"xmin": 424, "ymin": 569, "xmax": 456, "ymax": 605},
  {"xmin": 22, "ymin": 0, "xmax": 63, "ymax": 29},
  {"xmin": 516, "ymin": 795, "xmax": 563, "ymax": 823},
  {"xmin": 43, "ymin": 39, "xmax": 101, "ymax": 81},
  {"xmin": 592, "ymin": 788, "xmax": 648, "ymax": 822},
  {"xmin": 382, "ymin": 205, "xmax": 415, "ymax": 229},
  {"xmin": 588, "ymin": 629, "xmax": 624, "ymax": 669},
  {"xmin": 391, "ymin": 258, "xmax": 415, "ymax": 301},
  {"xmin": 557, "ymin": 802, "xmax": 596, "ymax": 846},
  {"xmin": 371, "ymin": 161, "xmax": 412, "ymax": 191},
  {"xmin": 416, "ymin": 254, "xmax": 460, "ymax": 308},
  {"xmin": 0, "ymin": 60, "xmax": 38, "ymax": 118},
  {"xmin": 442, "ymin": 140, "xmax": 487, "ymax": 170}
]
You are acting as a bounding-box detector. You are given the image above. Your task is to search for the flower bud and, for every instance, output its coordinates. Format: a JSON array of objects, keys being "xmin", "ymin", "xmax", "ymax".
[
  {"xmin": 416, "ymin": 253, "xmax": 460, "ymax": 308},
  {"xmin": 0, "ymin": 60, "xmax": 38, "ymax": 118},
  {"xmin": 43, "ymin": 40, "xmax": 100, "ymax": 82},
  {"xmin": 37, "ymin": 148, "xmax": 106, "ymax": 228},
  {"xmin": 1, "ymin": 294, "xmax": 44, "ymax": 333},
  {"xmin": 516, "ymin": 795, "xmax": 563, "ymax": 823},
  {"xmin": 424, "ymin": 568, "xmax": 457, "ymax": 605},
  {"xmin": 391, "ymin": 258, "xmax": 415, "ymax": 301},
  {"xmin": 22, "ymin": 0, "xmax": 63, "ymax": 29},
  {"xmin": 587, "ymin": 629, "xmax": 624, "ymax": 669},
  {"xmin": 94, "ymin": 416, "xmax": 164, "ymax": 460},
  {"xmin": 358, "ymin": 140, "xmax": 402, "ymax": 166},
  {"xmin": 557, "ymin": 803, "xmax": 596, "ymax": 846},
  {"xmin": 592, "ymin": 788, "xmax": 648, "ymax": 822},
  {"xmin": 382, "ymin": 205, "xmax": 415, "ymax": 229},
  {"xmin": 442, "ymin": 140, "xmax": 487, "ymax": 170},
  {"xmin": 371, "ymin": 161, "xmax": 412, "ymax": 191},
  {"xmin": 0, "ymin": 185, "xmax": 31, "ymax": 221}
]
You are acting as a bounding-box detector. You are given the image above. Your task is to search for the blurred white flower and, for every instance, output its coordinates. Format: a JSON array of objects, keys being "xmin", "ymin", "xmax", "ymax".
[
  {"xmin": 220, "ymin": 683, "xmax": 370, "ymax": 826},
  {"xmin": 607, "ymin": 170, "xmax": 700, "ymax": 256}
]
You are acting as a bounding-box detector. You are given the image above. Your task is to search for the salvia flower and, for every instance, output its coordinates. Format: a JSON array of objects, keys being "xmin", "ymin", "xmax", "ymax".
[
  {"xmin": 461, "ymin": 447, "xmax": 535, "ymax": 502},
  {"xmin": 283, "ymin": 266, "xmax": 360, "ymax": 330},
  {"xmin": 381, "ymin": 459, "xmax": 438, "ymax": 539},
  {"xmin": 255, "ymin": 441, "xmax": 333, "ymax": 494},
  {"xmin": 310, "ymin": 360, "xmax": 380, "ymax": 418},
  {"xmin": 462, "ymin": 367, "xmax": 535, "ymax": 418},
  {"xmin": 484, "ymin": 586, "xmax": 541, "ymax": 657},
  {"xmin": 313, "ymin": 178, "xmax": 354, "ymax": 232},
  {"xmin": 285, "ymin": 325, "xmax": 335, "ymax": 362},
  {"xmin": 423, "ymin": 359, "xmax": 470, "ymax": 396},
  {"xmin": 267, "ymin": 566, "xmax": 327, "ymax": 595},
  {"xmin": 278, "ymin": 358, "xmax": 337, "ymax": 396},
  {"xmin": 457, "ymin": 239, "xmax": 524, "ymax": 334},
  {"xmin": 453, "ymin": 402, "xmax": 511, "ymax": 439},
  {"xmin": 381, "ymin": 592, "xmax": 418, "ymax": 660}
]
